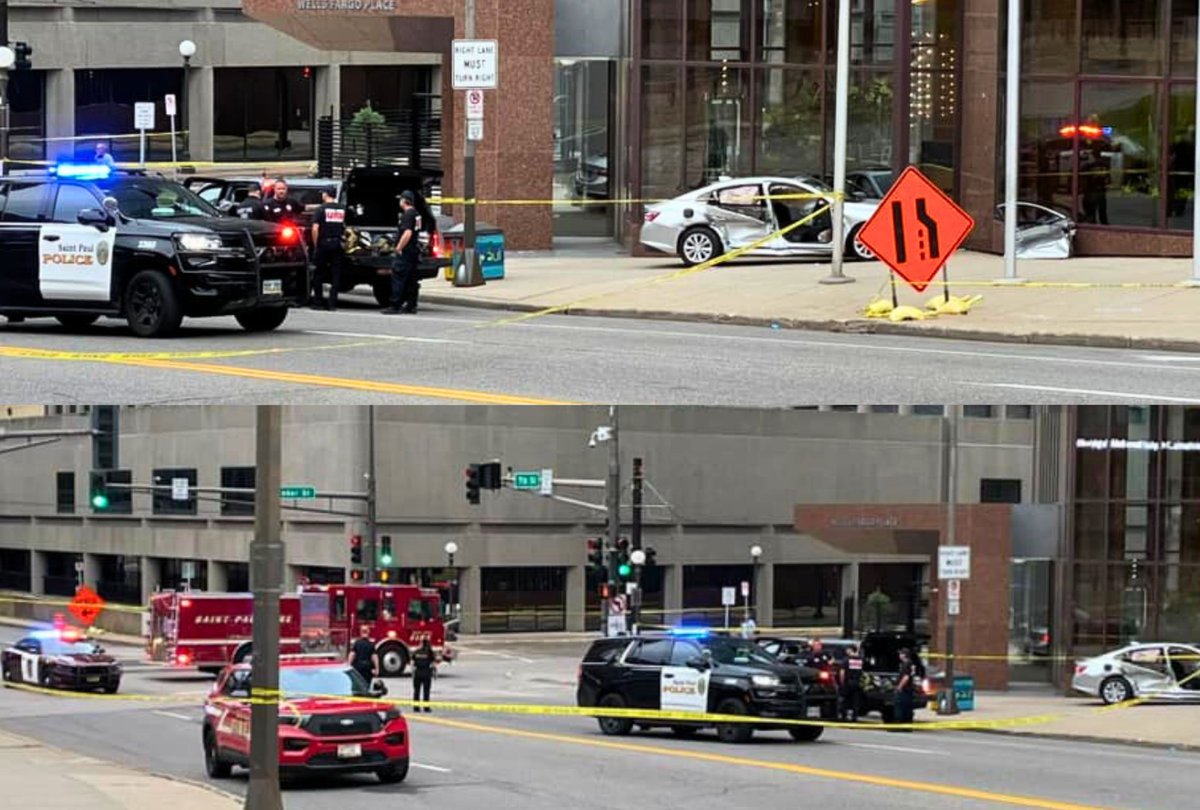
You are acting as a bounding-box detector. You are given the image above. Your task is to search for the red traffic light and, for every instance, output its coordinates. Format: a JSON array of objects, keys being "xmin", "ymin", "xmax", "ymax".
[
  {"xmin": 350, "ymin": 534, "xmax": 362, "ymax": 548},
  {"xmin": 350, "ymin": 569, "xmax": 364, "ymax": 582}
]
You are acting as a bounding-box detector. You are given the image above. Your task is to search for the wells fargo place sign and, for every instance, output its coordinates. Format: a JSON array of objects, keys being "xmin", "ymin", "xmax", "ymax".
[{"xmin": 295, "ymin": 0, "xmax": 398, "ymax": 11}]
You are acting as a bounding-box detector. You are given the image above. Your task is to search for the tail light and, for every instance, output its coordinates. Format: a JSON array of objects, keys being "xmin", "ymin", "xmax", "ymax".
[
  {"xmin": 176, "ymin": 652, "xmax": 191, "ymax": 666},
  {"xmin": 431, "ymin": 231, "xmax": 442, "ymax": 258},
  {"xmin": 644, "ymin": 210, "xmax": 660, "ymax": 223},
  {"xmin": 1041, "ymin": 633, "xmax": 1051, "ymax": 644},
  {"xmin": 279, "ymin": 226, "xmax": 298, "ymax": 242},
  {"xmin": 818, "ymin": 670, "xmax": 831, "ymax": 682},
  {"xmin": 1075, "ymin": 664, "xmax": 1087, "ymax": 675}
]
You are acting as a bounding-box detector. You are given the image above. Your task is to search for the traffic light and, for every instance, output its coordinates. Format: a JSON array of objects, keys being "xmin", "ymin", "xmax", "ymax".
[
  {"xmin": 350, "ymin": 568, "xmax": 364, "ymax": 582},
  {"xmin": 350, "ymin": 534, "xmax": 363, "ymax": 566},
  {"xmin": 587, "ymin": 538, "xmax": 604, "ymax": 573},
  {"xmin": 615, "ymin": 538, "xmax": 632, "ymax": 580},
  {"xmin": 13, "ymin": 43, "xmax": 31, "ymax": 71},
  {"xmin": 465, "ymin": 464, "xmax": 481, "ymax": 505},
  {"xmin": 379, "ymin": 569, "xmax": 391, "ymax": 583},
  {"xmin": 479, "ymin": 461, "xmax": 502, "ymax": 490},
  {"xmin": 89, "ymin": 471, "xmax": 110, "ymax": 511},
  {"xmin": 644, "ymin": 546, "xmax": 658, "ymax": 567},
  {"xmin": 380, "ymin": 535, "xmax": 393, "ymax": 567},
  {"xmin": 599, "ymin": 582, "xmax": 611, "ymax": 600}
]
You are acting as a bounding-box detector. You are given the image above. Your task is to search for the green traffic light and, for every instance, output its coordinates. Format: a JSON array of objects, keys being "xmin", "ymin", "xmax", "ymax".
[
  {"xmin": 617, "ymin": 563, "xmax": 632, "ymax": 578},
  {"xmin": 380, "ymin": 553, "xmax": 393, "ymax": 566},
  {"xmin": 91, "ymin": 493, "xmax": 109, "ymax": 510}
]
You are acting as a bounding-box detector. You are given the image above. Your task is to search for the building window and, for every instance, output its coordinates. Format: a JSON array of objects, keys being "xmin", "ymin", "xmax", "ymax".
[
  {"xmin": 75, "ymin": 69, "xmax": 186, "ymax": 163},
  {"xmin": 912, "ymin": 405, "xmax": 945, "ymax": 416},
  {"xmin": 963, "ymin": 405, "xmax": 994, "ymax": 418},
  {"xmin": 1006, "ymin": 405, "xmax": 1034, "ymax": 419},
  {"xmin": 220, "ymin": 466, "xmax": 256, "ymax": 516},
  {"xmin": 213, "ymin": 67, "xmax": 314, "ymax": 162},
  {"xmin": 152, "ymin": 468, "xmax": 198, "ymax": 515},
  {"xmin": 8, "ymin": 70, "xmax": 45, "ymax": 162},
  {"xmin": 92, "ymin": 406, "xmax": 118, "ymax": 470},
  {"xmin": 981, "ymin": 478, "xmax": 1022, "ymax": 503},
  {"xmin": 830, "ymin": 405, "xmax": 859, "ymax": 412},
  {"xmin": 56, "ymin": 471, "xmax": 74, "ymax": 514},
  {"xmin": 871, "ymin": 405, "xmax": 901, "ymax": 413},
  {"xmin": 103, "ymin": 470, "xmax": 133, "ymax": 515}
]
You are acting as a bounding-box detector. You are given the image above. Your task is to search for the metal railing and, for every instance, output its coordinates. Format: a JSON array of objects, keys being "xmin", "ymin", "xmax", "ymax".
[{"xmin": 317, "ymin": 107, "xmax": 442, "ymax": 178}]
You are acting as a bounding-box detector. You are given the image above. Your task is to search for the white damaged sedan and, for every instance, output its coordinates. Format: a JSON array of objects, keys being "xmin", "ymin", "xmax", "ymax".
[
  {"xmin": 1071, "ymin": 642, "xmax": 1200, "ymax": 704},
  {"xmin": 640, "ymin": 176, "xmax": 879, "ymax": 267}
]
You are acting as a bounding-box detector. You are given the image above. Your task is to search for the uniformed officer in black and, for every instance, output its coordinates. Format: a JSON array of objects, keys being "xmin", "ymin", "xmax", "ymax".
[
  {"xmin": 309, "ymin": 187, "xmax": 346, "ymax": 310},
  {"xmin": 839, "ymin": 644, "xmax": 865, "ymax": 721},
  {"xmin": 384, "ymin": 191, "xmax": 423, "ymax": 314},
  {"xmin": 234, "ymin": 187, "xmax": 266, "ymax": 221},
  {"xmin": 411, "ymin": 638, "xmax": 436, "ymax": 712},
  {"xmin": 262, "ymin": 178, "xmax": 304, "ymax": 223}
]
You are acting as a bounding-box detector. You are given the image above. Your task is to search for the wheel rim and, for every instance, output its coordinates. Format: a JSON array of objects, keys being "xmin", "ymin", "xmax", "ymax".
[
  {"xmin": 1103, "ymin": 681, "xmax": 1127, "ymax": 703},
  {"xmin": 129, "ymin": 279, "xmax": 163, "ymax": 329},
  {"xmin": 382, "ymin": 650, "xmax": 402, "ymax": 673},
  {"xmin": 853, "ymin": 233, "xmax": 874, "ymax": 259},
  {"xmin": 682, "ymin": 232, "xmax": 714, "ymax": 264}
]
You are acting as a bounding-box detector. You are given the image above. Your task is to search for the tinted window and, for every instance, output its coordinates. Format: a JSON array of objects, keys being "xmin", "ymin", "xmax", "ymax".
[
  {"xmin": 627, "ymin": 639, "xmax": 673, "ymax": 665},
  {"xmin": 52, "ymin": 184, "xmax": 100, "ymax": 221},
  {"xmin": 584, "ymin": 640, "xmax": 628, "ymax": 663},
  {"xmin": 39, "ymin": 637, "xmax": 101, "ymax": 656},
  {"xmin": 280, "ymin": 666, "xmax": 368, "ymax": 698},
  {"xmin": 1, "ymin": 183, "xmax": 47, "ymax": 222},
  {"xmin": 702, "ymin": 637, "xmax": 778, "ymax": 666},
  {"xmin": 669, "ymin": 640, "xmax": 702, "ymax": 666},
  {"xmin": 95, "ymin": 179, "xmax": 220, "ymax": 219},
  {"xmin": 355, "ymin": 598, "xmax": 378, "ymax": 621}
]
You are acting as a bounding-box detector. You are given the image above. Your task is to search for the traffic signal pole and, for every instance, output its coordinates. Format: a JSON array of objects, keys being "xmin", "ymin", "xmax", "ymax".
[
  {"xmin": 246, "ymin": 406, "xmax": 284, "ymax": 810},
  {"xmin": 603, "ymin": 406, "xmax": 620, "ymax": 635},
  {"xmin": 367, "ymin": 405, "xmax": 378, "ymax": 582},
  {"xmin": 631, "ymin": 456, "xmax": 643, "ymax": 628}
]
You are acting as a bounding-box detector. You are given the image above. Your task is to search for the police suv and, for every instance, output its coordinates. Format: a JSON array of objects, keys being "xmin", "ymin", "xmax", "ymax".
[
  {"xmin": 0, "ymin": 165, "xmax": 307, "ymax": 337},
  {"xmin": 576, "ymin": 629, "xmax": 837, "ymax": 743}
]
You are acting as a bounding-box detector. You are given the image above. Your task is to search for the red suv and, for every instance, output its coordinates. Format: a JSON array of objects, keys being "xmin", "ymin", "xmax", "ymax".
[{"xmin": 202, "ymin": 656, "xmax": 409, "ymax": 784}]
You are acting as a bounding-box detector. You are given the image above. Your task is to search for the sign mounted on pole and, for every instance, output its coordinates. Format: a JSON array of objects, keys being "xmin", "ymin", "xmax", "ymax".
[
  {"xmin": 133, "ymin": 102, "xmax": 156, "ymax": 131},
  {"xmin": 467, "ymin": 119, "xmax": 484, "ymax": 142},
  {"xmin": 539, "ymin": 468, "xmax": 554, "ymax": 496},
  {"xmin": 937, "ymin": 545, "xmax": 971, "ymax": 580},
  {"xmin": 721, "ymin": 587, "xmax": 736, "ymax": 607},
  {"xmin": 171, "ymin": 477, "xmax": 189, "ymax": 501},
  {"xmin": 466, "ymin": 89, "xmax": 484, "ymax": 120},
  {"xmin": 513, "ymin": 471, "xmax": 541, "ymax": 490},
  {"xmin": 452, "ymin": 39, "xmax": 498, "ymax": 89},
  {"xmin": 946, "ymin": 579, "xmax": 961, "ymax": 600},
  {"xmin": 855, "ymin": 166, "xmax": 975, "ymax": 293}
]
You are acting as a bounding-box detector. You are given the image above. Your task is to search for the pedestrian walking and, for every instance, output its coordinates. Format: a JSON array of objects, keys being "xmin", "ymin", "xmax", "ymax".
[
  {"xmin": 892, "ymin": 647, "xmax": 918, "ymax": 732},
  {"xmin": 309, "ymin": 187, "xmax": 346, "ymax": 310},
  {"xmin": 234, "ymin": 187, "xmax": 266, "ymax": 221},
  {"xmin": 411, "ymin": 638, "xmax": 436, "ymax": 712},
  {"xmin": 383, "ymin": 190, "xmax": 422, "ymax": 314},
  {"xmin": 348, "ymin": 624, "xmax": 379, "ymax": 684}
]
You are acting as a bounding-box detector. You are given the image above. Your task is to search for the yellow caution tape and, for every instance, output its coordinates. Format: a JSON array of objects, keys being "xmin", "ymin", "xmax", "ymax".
[{"xmin": 430, "ymin": 191, "xmax": 843, "ymax": 207}]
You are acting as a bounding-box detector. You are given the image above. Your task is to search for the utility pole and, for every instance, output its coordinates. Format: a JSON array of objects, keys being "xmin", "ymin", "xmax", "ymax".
[
  {"xmin": 603, "ymin": 406, "xmax": 620, "ymax": 635},
  {"xmin": 630, "ymin": 456, "xmax": 643, "ymax": 628},
  {"xmin": 1002, "ymin": 0, "xmax": 1022, "ymax": 282},
  {"xmin": 458, "ymin": 0, "xmax": 484, "ymax": 287},
  {"xmin": 367, "ymin": 405, "xmax": 377, "ymax": 583},
  {"xmin": 819, "ymin": 0, "xmax": 854, "ymax": 286},
  {"xmin": 940, "ymin": 407, "xmax": 960, "ymax": 715},
  {"xmin": 246, "ymin": 406, "xmax": 284, "ymax": 810}
]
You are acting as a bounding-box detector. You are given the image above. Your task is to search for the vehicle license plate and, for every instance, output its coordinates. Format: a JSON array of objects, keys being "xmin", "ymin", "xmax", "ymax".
[
  {"xmin": 87, "ymin": 676, "xmax": 101, "ymax": 683},
  {"xmin": 807, "ymin": 705, "xmax": 823, "ymax": 717},
  {"xmin": 337, "ymin": 743, "xmax": 362, "ymax": 759},
  {"xmin": 262, "ymin": 279, "xmax": 282, "ymax": 295}
]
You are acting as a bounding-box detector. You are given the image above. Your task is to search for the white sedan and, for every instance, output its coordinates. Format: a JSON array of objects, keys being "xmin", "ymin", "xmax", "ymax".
[
  {"xmin": 640, "ymin": 176, "xmax": 879, "ymax": 267},
  {"xmin": 1071, "ymin": 642, "xmax": 1200, "ymax": 704}
]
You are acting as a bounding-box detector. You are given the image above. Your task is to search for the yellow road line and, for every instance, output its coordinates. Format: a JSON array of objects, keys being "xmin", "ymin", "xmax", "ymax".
[
  {"xmin": 0, "ymin": 340, "xmax": 388, "ymax": 363},
  {"xmin": 412, "ymin": 715, "xmax": 1114, "ymax": 810}
]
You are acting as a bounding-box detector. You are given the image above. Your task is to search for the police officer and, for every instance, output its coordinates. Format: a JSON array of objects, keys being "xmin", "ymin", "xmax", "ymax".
[
  {"xmin": 839, "ymin": 643, "xmax": 865, "ymax": 722},
  {"xmin": 348, "ymin": 624, "xmax": 379, "ymax": 684},
  {"xmin": 411, "ymin": 638, "xmax": 436, "ymax": 712},
  {"xmin": 803, "ymin": 638, "xmax": 830, "ymax": 668},
  {"xmin": 234, "ymin": 187, "xmax": 266, "ymax": 221},
  {"xmin": 383, "ymin": 190, "xmax": 422, "ymax": 315},
  {"xmin": 262, "ymin": 179, "xmax": 304, "ymax": 223},
  {"xmin": 893, "ymin": 647, "xmax": 918, "ymax": 732},
  {"xmin": 309, "ymin": 187, "xmax": 346, "ymax": 310}
]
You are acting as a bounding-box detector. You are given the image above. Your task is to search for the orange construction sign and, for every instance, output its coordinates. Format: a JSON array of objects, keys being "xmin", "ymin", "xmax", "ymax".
[
  {"xmin": 855, "ymin": 166, "xmax": 975, "ymax": 293},
  {"xmin": 68, "ymin": 585, "xmax": 106, "ymax": 627}
]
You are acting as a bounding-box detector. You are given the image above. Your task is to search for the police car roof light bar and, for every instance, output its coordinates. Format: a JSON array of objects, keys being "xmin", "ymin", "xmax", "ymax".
[
  {"xmin": 53, "ymin": 163, "xmax": 113, "ymax": 181},
  {"xmin": 669, "ymin": 626, "xmax": 710, "ymax": 638}
]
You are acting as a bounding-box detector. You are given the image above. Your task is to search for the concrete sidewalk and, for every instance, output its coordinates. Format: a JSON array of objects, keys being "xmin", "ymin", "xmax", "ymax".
[
  {"xmin": 0, "ymin": 729, "xmax": 235, "ymax": 810},
  {"xmin": 423, "ymin": 250, "xmax": 1200, "ymax": 351}
]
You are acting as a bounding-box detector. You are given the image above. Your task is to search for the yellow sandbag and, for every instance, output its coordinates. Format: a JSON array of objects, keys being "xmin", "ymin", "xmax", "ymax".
[
  {"xmin": 864, "ymin": 298, "xmax": 894, "ymax": 317},
  {"xmin": 888, "ymin": 305, "xmax": 927, "ymax": 322}
]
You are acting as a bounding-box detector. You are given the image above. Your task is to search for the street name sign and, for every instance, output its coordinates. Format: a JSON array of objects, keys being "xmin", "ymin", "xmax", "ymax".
[
  {"xmin": 513, "ymin": 471, "xmax": 542, "ymax": 490},
  {"xmin": 280, "ymin": 486, "xmax": 316, "ymax": 499},
  {"xmin": 856, "ymin": 166, "xmax": 975, "ymax": 293},
  {"xmin": 938, "ymin": 545, "xmax": 971, "ymax": 580},
  {"xmin": 452, "ymin": 39, "xmax": 498, "ymax": 89}
]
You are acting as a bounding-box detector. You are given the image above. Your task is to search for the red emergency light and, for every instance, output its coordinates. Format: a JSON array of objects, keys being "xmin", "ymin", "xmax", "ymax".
[
  {"xmin": 1059, "ymin": 124, "xmax": 1104, "ymax": 139},
  {"xmin": 280, "ymin": 226, "xmax": 298, "ymax": 242},
  {"xmin": 177, "ymin": 652, "xmax": 191, "ymax": 666}
]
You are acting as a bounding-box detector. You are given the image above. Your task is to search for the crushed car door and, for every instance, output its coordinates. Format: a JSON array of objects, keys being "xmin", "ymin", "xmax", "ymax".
[
  {"xmin": 1120, "ymin": 646, "xmax": 1174, "ymax": 697},
  {"xmin": 767, "ymin": 183, "xmax": 834, "ymax": 255},
  {"xmin": 706, "ymin": 183, "xmax": 774, "ymax": 251},
  {"xmin": 1167, "ymin": 647, "xmax": 1200, "ymax": 695}
]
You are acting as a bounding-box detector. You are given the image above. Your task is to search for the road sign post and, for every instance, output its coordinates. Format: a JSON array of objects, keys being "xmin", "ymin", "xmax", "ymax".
[
  {"xmin": 133, "ymin": 102, "xmax": 155, "ymax": 167},
  {"xmin": 722, "ymin": 586, "xmax": 736, "ymax": 629},
  {"xmin": 452, "ymin": 26, "xmax": 497, "ymax": 290},
  {"xmin": 165, "ymin": 93, "xmax": 177, "ymax": 164},
  {"xmin": 856, "ymin": 167, "xmax": 975, "ymax": 302}
]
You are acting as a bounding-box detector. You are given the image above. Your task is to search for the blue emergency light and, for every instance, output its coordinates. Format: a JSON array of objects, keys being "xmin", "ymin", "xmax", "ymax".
[
  {"xmin": 669, "ymin": 626, "xmax": 710, "ymax": 638},
  {"xmin": 52, "ymin": 163, "xmax": 112, "ymax": 181}
]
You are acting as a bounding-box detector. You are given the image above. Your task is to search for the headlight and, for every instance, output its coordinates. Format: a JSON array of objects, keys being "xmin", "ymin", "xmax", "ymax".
[
  {"xmin": 177, "ymin": 233, "xmax": 223, "ymax": 252},
  {"xmin": 751, "ymin": 674, "xmax": 780, "ymax": 687},
  {"xmin": 377, "ymin": 707, "xmax": 402, "ymax": 723}
]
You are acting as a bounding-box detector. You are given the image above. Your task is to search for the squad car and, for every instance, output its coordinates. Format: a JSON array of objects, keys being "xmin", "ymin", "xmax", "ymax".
[
  {"xmin": 202, "ymin": 655, "xmax": 409, "ymax": 783},
  {"xmin": 576, "ymin": 630, "xmax": 837, "ymax": 743},
  {"xmin": 0, "ymin": 628, "xmax": 122, "ymax": 693},
  {"xmin": 1071, "ymin": 642, "xmax": 1200, "ymax": 705},
  {"xmin": 0, "ymin": 165, "xmax": 307, "ymax": 337}
]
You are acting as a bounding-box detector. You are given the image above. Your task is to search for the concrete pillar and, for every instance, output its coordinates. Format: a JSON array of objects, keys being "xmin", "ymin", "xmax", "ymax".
[
  {"xmin": 185, "ymin": 65, "xmax": 214, "ymax": 162},
  {"xmin": 565, "ymin": 564, "xmax": 585, "ymax": 632},
  {"xmin": 83, "ymin": 553, "xmax": 103, "ymax": 591},
  {"xmin": 663, "ymin": 563, "xmax": 683, "ymax": 621},
  {"xmin": 139, "ymin": 556, "xmax": 161, "ymax": 604},
  {"xmin": 754, "ymin": 562, "xmax": 774, "ymax": 627},
  {"xmin": 458, "ymin": 565, "xmax": 482, "ymax": 635},
  {"xmin": 283, "ymin": 564, "xmax": 300, "ymax": 593},
  {"xmin": 207, "ymin": 560, "xmax": 228, "ymax": 593},
  {"xmin": 30, "ymin": 550, "xmax": 47, "ymax": 596},
  {"xmin": 44, "ymin": 69, "xmax": 75, "ymax": 163},
  {"xmin": 841, "ymin": 562, "xmax": 860, "ymax": 634}
]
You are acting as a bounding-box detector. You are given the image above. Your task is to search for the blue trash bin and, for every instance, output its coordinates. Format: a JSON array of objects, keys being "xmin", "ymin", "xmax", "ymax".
[{"xmin": 444, "ymin": 223, "xmax": 505, "ymax": 280}]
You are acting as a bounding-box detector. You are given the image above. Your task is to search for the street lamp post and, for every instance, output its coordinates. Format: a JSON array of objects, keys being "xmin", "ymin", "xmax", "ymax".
[
  {"xmin": 749, "ymin": 544, "xmax": 763, "ymax": 625},
  {"xmin": 179, "ymin": 40, "xmax": 195, "ymax": 162},
  {"xmin": 629, "ymin": 548, "xmax": 646, "ymax": 630},
  {"xmin": 444, "ymin": 541, "xmax": 459, "ymax": 627}
]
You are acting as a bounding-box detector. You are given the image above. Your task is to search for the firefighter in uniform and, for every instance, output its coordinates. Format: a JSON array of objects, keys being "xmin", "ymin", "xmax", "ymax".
[
  {"xmin": 309, "ymin": 187, "xmax": 346, "ymax": 310},
  {"xmin": 411, "ymin": 638, "xmax": 436, "ymax": 712}
]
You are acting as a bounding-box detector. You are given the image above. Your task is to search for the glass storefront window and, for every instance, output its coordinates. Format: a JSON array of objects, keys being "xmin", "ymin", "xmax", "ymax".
[
  {"xmin": 1081, "ymin": 0, "xmax": 1164, "ymax": 76},
  {"xmin": 685, "ymin": 65, "xmax": 751, "ymax": 187},
  {"xmin": 1167, "ymin": 86, "xmax": 1196, "ymax": 231},
  {"xmin": 1075, "ymin": 503, "xmax": 1107, "ymax": 559},
  {"xmin": 760, "ymin": 0, "xmax": 823, "ymax": 65},
  {"xmin": 1160, "ymin": 565, "xmax": 1200, "ymax": 639},
  {"xmin": 643, "ymin": 0, "xmax": 684, "ymax": 60},
  {"xmin": 641, "ymin": 65, "xmax": 684, "ymax": 199},
  {"xmin": 1019, "ymin": 81, "xmax": 1075, "ymax": 212},
  {"xmin": 1076, "ymin": 82, "xmax": 1160, "ymax": 228},
  {"xmin": 1023, "ymin": 0, "xmax": 1078, "ymax": 75},
  {"xmin": 213, "ymin": 67, "xmax": 313, "ymax": 162},
  {"xmin": 1163, "ymin": 408, "xmax": 1200, "ymax": 499},
  {"xmin": 553, "ymin": 60, "xmax": 614, "ymax": 237},
  {"xmin": 757, "ymin": 67, "xmax": 824, "ymax": 177},
  {"xmin": 830, "ymin": 0, "xmax": 897, "ymax": 66},
  {"xmin": 1171, "ymin": 1, "xmax": 1197, "ymax": 77},
  {"xmin": 825, "ymin": 69, "xmax": 895, "ymax": 173},
  {"xmin": 688, "ymin": 0, "xmax": 750, "ymax": 62}
]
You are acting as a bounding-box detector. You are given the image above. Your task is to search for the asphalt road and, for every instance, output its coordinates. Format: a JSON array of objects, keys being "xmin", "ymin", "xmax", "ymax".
[
  {"xmin": 0, "ymin": 626, "xmax": 1196, "ymax": 810},
  {"xmin": 2, "ymin": 295, "xmax": 1200, "ymax": 404}
]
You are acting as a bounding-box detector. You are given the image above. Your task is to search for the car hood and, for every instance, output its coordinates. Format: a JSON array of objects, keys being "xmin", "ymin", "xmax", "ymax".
[
  {"xmin": 50, "ymin": 653, "xmax": 116, "ymax": 665},
  {"xmin": 713, "ymin": 661, "xmax": 806, "ymax": 682},
  {"xmin": 124, "ymin": 216, "xmax": 285, "ymax": 240},
  {"xmin": 279, "ymin": 697, "xmax": 393, "ymax": 714}
]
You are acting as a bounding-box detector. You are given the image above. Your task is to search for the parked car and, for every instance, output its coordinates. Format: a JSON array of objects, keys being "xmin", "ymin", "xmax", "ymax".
[
  {"xmin": 639, "ymin": 176, "xmax": 879, "ymax": 266},
  {"xmin": 845, "ymin": 167, "xmax": 894, "ymax": 200},
  {"xmin": 1072, "ymin": 642, "xmax": 1200, "ymax": 704},
  {"xmin": 573, "ymin": 154, "xmax": 608, "ymax": 200},
  {"xmin": 994, "ymin": 202, "xmax": 1076, "ymax": 259}
]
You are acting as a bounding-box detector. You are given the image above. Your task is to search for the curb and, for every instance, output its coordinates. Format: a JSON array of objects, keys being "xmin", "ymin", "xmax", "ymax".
[
  {"xmin": 972, "ymin": 726, "xmax": 1200, "ymax": 754},
  {"xmin": 421, "ymin": 294, "xmax": 1200, "ymax": 353}
]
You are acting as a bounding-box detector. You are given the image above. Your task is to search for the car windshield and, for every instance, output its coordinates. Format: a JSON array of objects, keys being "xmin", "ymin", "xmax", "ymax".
[
  {"xmin": 702, "ymin": 637, "xmax": 779, "ymax": 666},
  {"xmin": 37, "ymin": 636, "xmax": 100, "ymax": 656},
  {"xmin": 97, "ymin": 178, "xmax": 221, "ymax": 219},
  {"xmin": 279, "ymin": 666, "xmax": 370, "ymax": 699}
]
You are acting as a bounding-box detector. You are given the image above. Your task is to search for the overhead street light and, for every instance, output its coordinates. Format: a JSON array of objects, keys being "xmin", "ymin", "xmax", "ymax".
[
  {"xmin": 179, "ymin": 39, "xmax": 196, "ymax": 64},
  {"xmin": 630, "ymin": 549, "xmax": 646, "ymax": 566}
]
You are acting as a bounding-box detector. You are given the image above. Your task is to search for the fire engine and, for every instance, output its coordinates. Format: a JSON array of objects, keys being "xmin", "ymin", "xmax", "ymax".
[{"xmin": 148, "ymin": 583, "xmax": 450, "ymax": 676}]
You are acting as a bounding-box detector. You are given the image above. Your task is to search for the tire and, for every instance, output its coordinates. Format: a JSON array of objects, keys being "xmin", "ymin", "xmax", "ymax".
[
  {"xmin": 677, "ymin": 227, "xmax": 722, "ymax": 267},
  {"xmin": 847, "ymin": 224, "xmax": 874, "ymax": 261},
  {"xmin": 596, "ymin": 693, "xmax": 634, "ymax": 736},
  {"xmin": 670, "ymin": 725, "xmax": 700, "ymax": 738},
  {"xmin": 124, "ymin": 270, "xmax": 183, "ymax": 337},
  {"xmin": 378, "ymin": 644, "xmax": 408, "ymax": 677},
  {"xmin": 235, "ymin": 307, "xmax": 288, "ymax": 333},
  {"xmin": 103, "ymin": 681, "xmax": 120, "ymax": 694},
  {"xmin": 1100, "ymin": 676, "xmax": 1134, "ymax": 705},
  {"xmin": 714, "ymin": 697, "xmax": 754, "ymax": 744},
  {"xmin": 373, "ymin": 280, "xmax": 392, "ymax": 307},
  {"xmin": 788, "ymin": 724, "xmax": 825, "ymax": 742},
  {"xmin": 55, "ymin": 314, "xmax": 100, "ymax": 329},
  {"xmin": 376, "ymin": 759, "xmax": 409, "ymax": 784},
  {"xmin": 233, "ymin": 643, "xmax": 253, "ymax": 665},
  {"xmin": 204, "ymin": 731, "xmax": 232, "ymax": 779},
  {"xmin": 880, "ymin": 705, "xmax": 895, "ymax": 724}
]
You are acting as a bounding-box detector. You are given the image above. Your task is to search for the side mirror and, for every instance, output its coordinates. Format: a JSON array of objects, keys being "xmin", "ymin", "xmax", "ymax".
[
  {"xmin": 77, "ymin": 208, "xmax": 112, "ymax": 230},
  {"xmin": 102, "ymin": 196, "xmax": 120, "ymax": 214},
  {"xmin": 687, "ymin": 657, "xmax": 710, "ymax": 671},
  {"xmin": 370, "ymin": 678, "xmax": 388, "ymax": 697}
]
